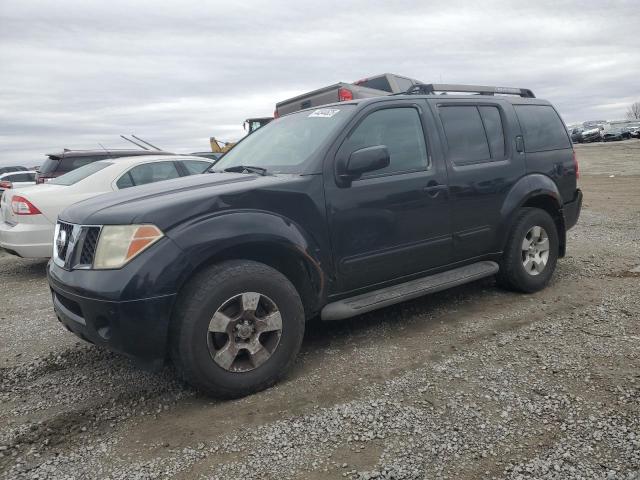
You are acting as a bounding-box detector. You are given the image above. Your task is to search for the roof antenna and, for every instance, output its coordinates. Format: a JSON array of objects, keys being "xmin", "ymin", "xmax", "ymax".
[
  {"xmin": 120, "ymin": 135, "xmax": 149, "ymax": 150},
  {"xmin": 131, "ymin": 135, "xmax": 162, "ymax": 151},
  {"xmin": 97, "ymin": 142, "xmax": 114, "ymax": 158}
]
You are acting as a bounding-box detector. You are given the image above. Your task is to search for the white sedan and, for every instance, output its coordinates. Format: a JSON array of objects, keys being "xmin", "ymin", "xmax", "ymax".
[
  {"xmin": 0, "ymin": 155, "xmax": 213, "ymax": 258},
  {"xmin": 0, "ymin": 170, "xmax": 37, "ymax": 195}
]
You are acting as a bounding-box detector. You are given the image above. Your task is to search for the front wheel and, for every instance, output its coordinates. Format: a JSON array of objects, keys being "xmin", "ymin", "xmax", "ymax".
[
  {"xmin": 170, "ymin": 260, "xmax": 305, "ymax": 398},
  {"xmin": 497, "ymin": 208, "xmax": 559, "ymax": 293}
]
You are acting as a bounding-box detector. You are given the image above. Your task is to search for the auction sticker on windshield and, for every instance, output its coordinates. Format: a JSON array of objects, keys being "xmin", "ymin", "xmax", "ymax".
[{"xmin": 309, "ymin": 108, "xmax": 340, "ymax": 118}]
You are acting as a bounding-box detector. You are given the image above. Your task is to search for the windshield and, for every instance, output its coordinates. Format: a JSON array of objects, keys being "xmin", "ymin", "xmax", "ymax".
[
  {"xmin": 213, "ymin": 106, "xmax": 354, "ymax": 174},
  {"xmin": 50, "ymin": 161, "xmax": 113, "ymax": 186}
]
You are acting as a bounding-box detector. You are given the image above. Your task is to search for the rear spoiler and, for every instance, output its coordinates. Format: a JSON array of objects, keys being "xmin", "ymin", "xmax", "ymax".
[{"xmin": 399, "ymin": 83, "xmax": 535, "ymax": 98}]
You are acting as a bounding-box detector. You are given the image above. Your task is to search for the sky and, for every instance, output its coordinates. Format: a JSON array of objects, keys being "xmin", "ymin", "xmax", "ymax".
[{"xmin": 1, "ymin": 0, "xmax": 639, "ymax": 166}]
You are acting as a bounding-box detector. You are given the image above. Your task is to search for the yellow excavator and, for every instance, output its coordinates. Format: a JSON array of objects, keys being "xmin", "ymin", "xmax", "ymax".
[{"xmin": 210, "ymin": 117, "xmax": 273, "ymax": 154}]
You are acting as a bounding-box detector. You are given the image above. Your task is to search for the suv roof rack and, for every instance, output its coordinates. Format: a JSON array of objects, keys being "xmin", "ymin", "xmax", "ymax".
[{"xmin": 400, "ymin": 83, "xmax": 535, "ymax": 98}]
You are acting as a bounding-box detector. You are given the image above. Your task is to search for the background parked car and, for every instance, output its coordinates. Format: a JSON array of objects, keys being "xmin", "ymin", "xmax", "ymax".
[
  {"xmin": 601, "ymin": 126, "xmax": 624, "ymax": 142},
  {"xmin": 0, "ymin": 171, "xmax": 36, "ymax": 195},
  {"xmin": 0, "ymin": 165, "xmax": 28, "ymax": 175},
  {"xmin": 275, "ymin": 73, "xmax": 422, "ymax": 116},
  {"xmin": 35, "ymin": 149, "xmax": 174, "ymax": 184},
  {"xmin": 570, "ymin": 128, "xmax": 583, "ymax": 143},
  {"xmin": 0, "ymin": 155, "xmax": 213, "ymax": 258},
  {"xmin": 580, "ymin": 127, "xmax": 602, "ymax": 143}
]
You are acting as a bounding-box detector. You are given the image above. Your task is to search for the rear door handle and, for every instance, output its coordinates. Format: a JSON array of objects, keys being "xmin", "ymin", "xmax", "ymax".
[{"xmin": 423, "ymin": 183, "xmax": 448, "ymax": 198}]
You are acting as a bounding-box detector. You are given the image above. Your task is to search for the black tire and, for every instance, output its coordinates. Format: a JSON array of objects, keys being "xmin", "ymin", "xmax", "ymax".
[
  {"xmin": 496, "ymin": 208, "xmax": 559, "ymax": 293},
  {"xmin": 170, "ymin": 260, "xmax": 305, "ymax": 398}
]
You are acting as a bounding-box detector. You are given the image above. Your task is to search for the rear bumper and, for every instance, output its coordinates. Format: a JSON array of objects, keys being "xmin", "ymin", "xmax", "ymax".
[
  {"xmin": 563, "ymin": 189, "xmax": 582, "ymax": 231},
  {"xmin": 0, "ymin": 220, "xmax": 53, "ymax": 258},
  {"xmin": 49, "ymin": 280, "xmax": 176, "ymax": 369}
]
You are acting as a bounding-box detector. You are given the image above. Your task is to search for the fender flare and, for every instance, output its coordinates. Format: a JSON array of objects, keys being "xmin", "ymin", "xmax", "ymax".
[
  {"xmin": 498, "ymin": 174, "xmax": 565, "ymax": 253},
  {"xmin": 167, "ymin": 209, "xmax": 328, "ymax": 308}
]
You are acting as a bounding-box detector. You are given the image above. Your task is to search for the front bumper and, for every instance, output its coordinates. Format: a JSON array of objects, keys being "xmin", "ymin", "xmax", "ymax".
[
  {"xmin": 46, "ymin": 236, "xmax": 190, "ymax": 368},
  {"xmin": 0, "ymin": 220, "xmax": 53, "ymax": 258},
  {"xmin": 49, "ymin": 278, "xmax": 176, "ymax": 369},
  {"xmin": 563, "ymin": 189, "xmax": 583, "ymax": 230}
]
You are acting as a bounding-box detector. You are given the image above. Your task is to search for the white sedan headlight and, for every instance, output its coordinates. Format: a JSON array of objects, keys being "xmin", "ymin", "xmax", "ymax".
[{"xmin": 94, "ymin": 224, "xmax": 164, "ymax": 269}]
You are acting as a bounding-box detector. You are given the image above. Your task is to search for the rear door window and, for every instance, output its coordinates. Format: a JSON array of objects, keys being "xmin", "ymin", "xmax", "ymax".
[
  {"xmin": 115, "ymin": 172, "xmax": 135, "ymax": 189},
  {"xmin": 479, "ymin": 106, "xmax": 506, "ymax": 160},
  {"xmin": 514, "ymin": 105, "xmax": 571, "ymax": 152},
  {"xmin": 126, "ymin": 161, "xmax": 181, "ymax": 186},
  {"xmin": 439, "ymin": 106, "xmax": 491, "ymax": 164}
]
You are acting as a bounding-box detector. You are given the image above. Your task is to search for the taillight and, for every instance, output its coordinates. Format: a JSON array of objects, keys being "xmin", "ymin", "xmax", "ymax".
[
  {"xmin": 573, "ymin": 151, "xmax": 580, "ymax": 180},
  {"xmin": 273, "ymin": 109, "xmax": 280, "ymax": 119},
  {"xmin": 11, "ymin": 195, "xmax": 41, "ymax": 215},
  {"xmin": 338, "ymin": 87, "xmax": 353, "ymax": 102},
  {"xmin": 36, "ymin": 176, "xmax": 46, "ymax": 184},
  {"xmin": 0, "ymin": 181, "xmax": 12, "ymax": 190}
]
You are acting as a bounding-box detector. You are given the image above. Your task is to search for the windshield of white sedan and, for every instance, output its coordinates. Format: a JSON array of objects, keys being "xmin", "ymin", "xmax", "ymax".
[
  {"xmin": 50, "ymin": 161, "xmax": 113, "ymax": 186},
  {"xmin": 213, "ymin": 106, "xmax": 354, "ymax": 174}
]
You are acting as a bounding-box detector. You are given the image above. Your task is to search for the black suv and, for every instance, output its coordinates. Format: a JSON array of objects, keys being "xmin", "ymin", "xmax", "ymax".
[
  {"xmin": 48, "ymin": 84, "xmax": 582, "ymax": 398},
  {"xmin": 36, "ymin": 149, "xmax": 173, "ymax": 183}
]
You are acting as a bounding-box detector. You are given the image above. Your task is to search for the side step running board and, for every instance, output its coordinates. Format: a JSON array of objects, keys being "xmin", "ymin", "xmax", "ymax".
[{"xmin": 321, "ymin": 261, "xmax": 499, "ymax": 321}]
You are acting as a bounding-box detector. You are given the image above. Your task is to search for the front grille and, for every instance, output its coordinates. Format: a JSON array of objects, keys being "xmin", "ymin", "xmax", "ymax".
[
  {"xmin": 56, "ymin": 221, "xmax": 75, "ymax": 261},
  {"xmin": 54, "ymin": 222, "xmax": 101, "ymax": 269},
  {"xmin": 79, "ymin": 227, "xmax": 100, "ymax": 266}
]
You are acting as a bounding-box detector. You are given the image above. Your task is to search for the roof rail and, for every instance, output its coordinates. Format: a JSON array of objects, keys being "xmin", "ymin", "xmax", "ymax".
[{"xmin": 400, "ymin": 83, "xmax": 535, "ymax": 98}]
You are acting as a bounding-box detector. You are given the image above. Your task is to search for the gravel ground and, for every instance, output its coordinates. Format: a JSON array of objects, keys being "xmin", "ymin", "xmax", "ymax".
[{"xmin": 1, "ymin": 141, "xmax": 639, "ymax": 479}]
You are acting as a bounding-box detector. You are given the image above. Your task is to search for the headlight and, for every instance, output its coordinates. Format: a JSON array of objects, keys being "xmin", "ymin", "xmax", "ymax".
[{"xmin": 93, "ymin": 224, "xmax": 164, "ymax": 269}]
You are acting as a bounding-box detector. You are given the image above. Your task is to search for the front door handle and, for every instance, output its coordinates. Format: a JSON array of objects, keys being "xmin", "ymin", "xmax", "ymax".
[{"xmin": 423, "ymin": 183, "xmax": 448, "ymax": 198}]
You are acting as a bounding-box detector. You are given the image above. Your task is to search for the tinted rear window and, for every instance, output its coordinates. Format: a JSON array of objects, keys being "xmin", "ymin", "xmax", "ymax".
[
  {"xmin": 515, "ymin": 105, "xmax": 571, "ymax": 152},
  {"xmin": 38, "ymin": 158, "xmax": 60, "ymax": 174},
  {"xmin": 357, "ymin": 76, "xmax": 392, "ymax": 92},
  {"xmin": 394, "ymin": 76, "xmax": 414, "ymax": 92}
]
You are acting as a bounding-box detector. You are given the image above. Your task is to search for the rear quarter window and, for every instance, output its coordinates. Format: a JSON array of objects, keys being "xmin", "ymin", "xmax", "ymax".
[{"xmin": 514, "ymin": 105, "xmax": 571, "ymax": 152}]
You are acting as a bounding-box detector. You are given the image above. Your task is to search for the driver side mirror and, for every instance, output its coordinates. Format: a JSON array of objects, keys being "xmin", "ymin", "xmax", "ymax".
[{"xmin": 336, "ymin": 145, "xmax": 390, "ymax": 187}]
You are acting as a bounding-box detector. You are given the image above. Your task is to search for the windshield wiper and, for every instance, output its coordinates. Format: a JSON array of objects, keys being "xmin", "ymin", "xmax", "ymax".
[{"xmin": 221, "ymin": 165, "xmax": 268, "ymax": 176}]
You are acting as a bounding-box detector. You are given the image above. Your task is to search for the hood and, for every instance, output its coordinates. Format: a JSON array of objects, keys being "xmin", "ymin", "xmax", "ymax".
[{"xmin": 58, "ymin": 172, "xmax": 300, "ymax": 229}]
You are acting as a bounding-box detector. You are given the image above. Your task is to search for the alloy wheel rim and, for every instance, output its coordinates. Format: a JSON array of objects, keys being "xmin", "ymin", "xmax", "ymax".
[
  {"xmin": 207, "ymin": 292, "xmax": 282, "ymax": 372},
  {"xmin": 521, "ymin": 225, "xmax": 550, "ymax": 276}
]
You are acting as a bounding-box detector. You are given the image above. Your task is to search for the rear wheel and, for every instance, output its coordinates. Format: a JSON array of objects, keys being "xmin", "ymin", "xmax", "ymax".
[
  {"xmin": 497, "ymin": 208, "xmax": 559, "ymax": 293},
  {"xmin": 171, "ymin": 260, "xmax": 305, "ymax": 398}
]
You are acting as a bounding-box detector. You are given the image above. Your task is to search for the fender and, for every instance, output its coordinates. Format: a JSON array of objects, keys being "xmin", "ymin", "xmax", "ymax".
[
  {"xmin": 166, "ymin": 209, "xmax": 329, "ymax": 307},
  {"xmin": 498, "ymin": 174, "xmax": 564, "ymax": 251}
]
